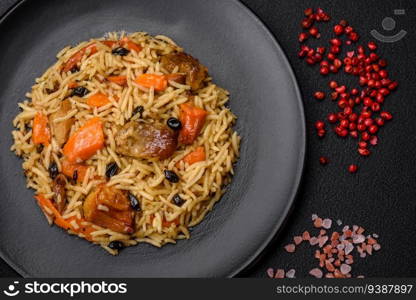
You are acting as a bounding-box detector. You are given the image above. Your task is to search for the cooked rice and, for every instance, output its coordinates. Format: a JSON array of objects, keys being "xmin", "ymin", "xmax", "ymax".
[{"xmin": 11, "ymin": 32, "xmax": 240, "ymax": 254}]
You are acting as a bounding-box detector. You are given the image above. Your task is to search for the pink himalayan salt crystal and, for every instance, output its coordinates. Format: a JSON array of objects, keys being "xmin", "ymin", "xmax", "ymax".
[
  {"xmin": 309, "ymin": 268, "xmax": 323, "ymax": 278},
  {"xmin": 373, "ymin": 243, "xmax": 381, "ymax": 251},
  {"xmin": 274, "ymin": 269, "xmax": 285, "ymax": 278},
  {"xmin": 294, "ymin": 236, "xmax": 303, "ymax": 245},
  {"xmin": 318, "ymin": 235, "xmax": 328, "ymax": 248},
  {"xmin": 312, "ymin": 214, "xmax": 318, "ymax": 220},
  {"xmin": 286, "ymin": 269, "xmax": 296, "ymax": 278},
  {"xmin": 322, "ymin": 218, "xmax": 332, "ymax": 229},
  {"xmin": 284, "ymin": 244, "xmax": 296, "ymax": 253},
  {"xmin": 340, "ymin": 263, "xmax": 352, "ymax": 274},
  {"xmin": 266, "ymin": 268, "xmax": 274, "ymax": 278},
  {"xmin": 353, "ymin": 234, "xmax": 365, "ymax": 244}
]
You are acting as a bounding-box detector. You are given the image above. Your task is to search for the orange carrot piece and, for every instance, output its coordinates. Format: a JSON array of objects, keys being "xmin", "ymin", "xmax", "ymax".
[
  {"xmin": 87, "ymin": 92, "xmax": 111, "ymax": 107},
  {"xmin": 134, "ymin": 74, "xmax": 167, "ymax": 91},
  {"xmin": 107, "ymin": 75, "xmax": 127, "ymax": 86},
  {"xmin": 61, "ymin": 159, "xmax": 89, "ymax": 183},
  {"xmin": 62, "ymin": 43, "xmax": 98, "ymax": 73},
  {"xmin": 182, "ymin": 147, "xmax": 206, "ymax": 165},
  {"xmin": 178, "ymin": 103, "xmax": 207, "ymax": 145},
  {"xmin": 35, "ymin": 194, "xmax": 96, "ymax": 241},
  {"xmin": 32, "ymin": 112, "xmax": 50, "ymax": 146},
  {"xmin": 63, "ymin": 117, "xmax": 104, "ymax": 163},
  {"xmin": 121, "ymin": 37, "xmax": 142, "ymax": 52}
]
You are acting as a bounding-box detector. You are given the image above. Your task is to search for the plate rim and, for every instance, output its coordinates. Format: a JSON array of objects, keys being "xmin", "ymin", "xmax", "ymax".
[{"xmin": 0, "ymin": 0, "xmax": 306, "ymax": 278}]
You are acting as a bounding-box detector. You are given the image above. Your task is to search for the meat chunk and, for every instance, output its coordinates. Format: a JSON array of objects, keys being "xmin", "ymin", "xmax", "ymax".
[
  {"xmin": 115, "ymin": 121, "xmax": 178, "ymax": 160},
  {"xmin": 83, "ymin": 184, "xmax": 134, "ymax": 234},
  {"xmin": 161, "ymin": 52, "xmax": 208, "ymax": 91},
  {"xmin": 49, "ymin": 99, "xmax": 74, "ymax": 146},
  {"xmin": 52, "ymin": 174, "xmax": 67, "ymax": 213}
]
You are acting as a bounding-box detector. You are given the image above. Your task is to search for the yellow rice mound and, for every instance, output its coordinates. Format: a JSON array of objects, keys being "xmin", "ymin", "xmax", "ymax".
[{"xmin": 11, "ymin": 32, "xmax": 240, "ymax": 254}]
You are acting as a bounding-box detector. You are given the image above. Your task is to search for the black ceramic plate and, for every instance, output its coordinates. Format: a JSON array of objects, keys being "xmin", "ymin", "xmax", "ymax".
[{"xmin": 0, "ymin": 0, "xmax": 305, "ymax": 277}]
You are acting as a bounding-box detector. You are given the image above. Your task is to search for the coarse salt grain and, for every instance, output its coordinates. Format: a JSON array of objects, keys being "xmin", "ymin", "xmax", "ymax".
[{"xmin": 266, "ymin": 268, "xmax": 274, "ymax": 278}]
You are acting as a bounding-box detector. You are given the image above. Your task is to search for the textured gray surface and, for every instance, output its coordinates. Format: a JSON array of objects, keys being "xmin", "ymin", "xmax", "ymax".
[{"xmin": 1, "ymin": 0, "xmax": 416, "ymax": 277}]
